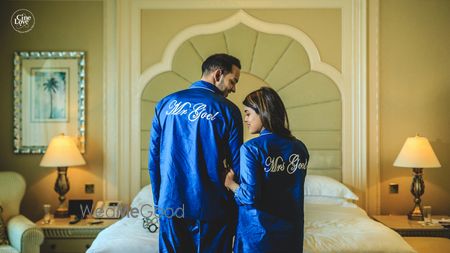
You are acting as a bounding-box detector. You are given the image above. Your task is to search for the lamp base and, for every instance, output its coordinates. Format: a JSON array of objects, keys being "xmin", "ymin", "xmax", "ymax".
[
  {"xmin": 408, "ymin": 167, "xmax": 424, "ymax": 221},
  {"xmin": 54, "ymin": 207, "xmax": 69, "ymax": 218},
  {"xmin": 54, "ymin": 166, "xmax": 70, "ymax": 218},
  {"xmin": 408, "ymin": 209, "xmax": 424, "ymax": 221}
]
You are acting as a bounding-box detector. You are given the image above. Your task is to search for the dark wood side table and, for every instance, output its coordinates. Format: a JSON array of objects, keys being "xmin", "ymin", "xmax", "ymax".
[
  {"xmin": 372, "ymin": 215, "xmax": 449, "ymax": 238},
  {"xmin": 36, "ymin": 217, "xmax": 117, "ymax": 253}
]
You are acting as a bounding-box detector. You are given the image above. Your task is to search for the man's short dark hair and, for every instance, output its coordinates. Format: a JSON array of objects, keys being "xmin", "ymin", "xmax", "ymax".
[{"xmin": 201, "ymin": 53, "xmax": 241, "ymax": 76}]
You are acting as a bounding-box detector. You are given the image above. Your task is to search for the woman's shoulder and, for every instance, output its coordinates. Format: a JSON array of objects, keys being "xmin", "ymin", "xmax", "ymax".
[
  {"xmin": 243, "ymin": 133, "xmax": 289, "ymax": 146},
  {"xmin": 242, "ymin": 136, "xmax": 268, "ymax": 152},
  {"xmin": 242, "ymin": 133, "xmax": 307, "ymax": 148},
  {"xmin": 242, "ymin": 137, "xmax": 260, "ymax": 148},
  {"xmin": 290, "ymin": 137, "xmax": 309, "ymax": 155},
  {"xmin": 276, "ymin": 135, "xmax": 309, "ymax": 152}
]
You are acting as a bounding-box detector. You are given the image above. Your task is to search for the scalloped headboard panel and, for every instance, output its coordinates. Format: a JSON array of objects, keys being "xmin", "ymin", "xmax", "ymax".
[{"xmin": 140, "ymin": 22, "xmax": 342, "ymax": 187}]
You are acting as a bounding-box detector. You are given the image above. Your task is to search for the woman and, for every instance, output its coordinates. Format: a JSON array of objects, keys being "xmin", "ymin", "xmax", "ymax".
[{"xmin": 224, "ymin": 87, "xmax": 309, "ymax": 253}]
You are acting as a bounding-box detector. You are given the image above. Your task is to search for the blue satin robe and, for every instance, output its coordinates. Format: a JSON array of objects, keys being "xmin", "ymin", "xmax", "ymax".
[
  {"xmin": 234, "ymin": 129, "xmax": 309, "ymax": 253},
  {"xmin": 148, "ymin": 80, "xmax": 243, "ymax": 220}
]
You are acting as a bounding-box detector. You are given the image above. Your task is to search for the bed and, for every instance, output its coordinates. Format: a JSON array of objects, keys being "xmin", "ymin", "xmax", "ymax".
[{"xmin": 87, "ymin": 176, "xmax": 416, "ymax": 253}]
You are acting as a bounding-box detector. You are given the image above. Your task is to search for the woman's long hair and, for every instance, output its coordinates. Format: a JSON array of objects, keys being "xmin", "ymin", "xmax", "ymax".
[{"xmin": 243, "ymin": 87, "xmax": 293, "ymax": 138}]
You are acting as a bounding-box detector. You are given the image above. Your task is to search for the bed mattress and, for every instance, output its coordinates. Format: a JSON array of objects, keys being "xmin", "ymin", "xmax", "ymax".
[{"xmin": 87, "ymin": 187, "xmax": 416, "ymax": 253}]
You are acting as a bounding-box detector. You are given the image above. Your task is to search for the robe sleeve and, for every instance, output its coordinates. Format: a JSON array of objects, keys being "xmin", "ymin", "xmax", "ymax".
[
  {"xmin": 148, "ymin": 105, "xmax": 161, "ymax": 207},
  {"xmin": 234, "ymin": 144, "xmax": 261, "ymax": 206}
]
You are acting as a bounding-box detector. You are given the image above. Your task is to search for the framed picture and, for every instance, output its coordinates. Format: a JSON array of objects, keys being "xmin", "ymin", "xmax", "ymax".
[{"xmin": 13, "ymin": 51, "xmax": 86, "ymax": 154}]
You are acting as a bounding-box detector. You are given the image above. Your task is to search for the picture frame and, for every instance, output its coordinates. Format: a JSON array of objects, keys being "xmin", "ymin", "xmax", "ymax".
[{"xmin": 13, "ymin": 51, "xmax": 86, "ymax": 154}]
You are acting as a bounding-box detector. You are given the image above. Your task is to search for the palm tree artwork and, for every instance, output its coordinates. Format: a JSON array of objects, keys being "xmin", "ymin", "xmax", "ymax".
[
  {"xmin": 34, "ymin": 70, "xmax": 68, "ymax": 121},
  {"xmin": 42, "ymin": 77, "xmax": 59, "ymax": 119},
  {"xmin": 31, "ymin": 70, "xmax": 67, "ymax": 122}
]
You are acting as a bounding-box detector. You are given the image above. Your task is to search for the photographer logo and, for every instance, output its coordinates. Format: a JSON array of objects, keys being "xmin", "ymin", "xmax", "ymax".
[{"xmin": 11, "ymin": 9, "xmax": 35, "ymax": 33}]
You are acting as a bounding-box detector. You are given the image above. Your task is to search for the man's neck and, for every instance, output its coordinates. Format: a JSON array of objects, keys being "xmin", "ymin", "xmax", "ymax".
[{"xmin": 201, "ymin": 76, "xmax": 215, "ymax": 85}]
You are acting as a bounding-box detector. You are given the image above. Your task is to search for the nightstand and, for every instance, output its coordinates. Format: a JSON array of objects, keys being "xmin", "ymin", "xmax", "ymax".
[
  {"xmin": 36, "ymin": 217, "xmax": 118, "ymax": 253},
  {"xmin": 372, "ymin": 215, "xmax": 450, "ymax": 238}
]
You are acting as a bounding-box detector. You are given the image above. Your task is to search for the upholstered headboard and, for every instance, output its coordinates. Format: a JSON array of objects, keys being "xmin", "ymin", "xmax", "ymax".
[{"xmin": 140, "ymin": 18, "xmax": 342, "ymax": 187}]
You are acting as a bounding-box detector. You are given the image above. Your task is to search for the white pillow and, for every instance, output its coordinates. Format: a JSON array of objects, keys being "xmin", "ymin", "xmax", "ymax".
[
  {"xmin": 131, "ymin": 184, "xmax": 153, "ymax": 209},
  {"xmin": 304, "ymin": 175, "xmax": 359, "ymax": 200},
  {"xmin": 304, "ymin": 196, "xmax": 357, "ymax": 208}
]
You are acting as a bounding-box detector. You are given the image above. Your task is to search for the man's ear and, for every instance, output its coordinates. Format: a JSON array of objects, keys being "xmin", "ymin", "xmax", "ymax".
[{"xmin": 214, "ymin": 69, "xmax": 222, "ymax": 83}]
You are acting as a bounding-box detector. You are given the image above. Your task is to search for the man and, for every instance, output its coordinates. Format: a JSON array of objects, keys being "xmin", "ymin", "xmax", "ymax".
[{"xmin": 148, "ymin": 54, "xmax": 243, "ymax": 252}]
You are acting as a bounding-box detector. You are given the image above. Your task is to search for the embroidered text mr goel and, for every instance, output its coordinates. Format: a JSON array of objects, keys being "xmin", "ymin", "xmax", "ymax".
[{"xmin": 165, "ymin": 100, "xmax": 219, "ymax": 122}]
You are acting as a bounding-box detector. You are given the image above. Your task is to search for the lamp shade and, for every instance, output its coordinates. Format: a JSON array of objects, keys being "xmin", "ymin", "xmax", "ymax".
[
  {"xmin": 393, "ymin": 135, "xmax": 441, "ymax": 168},
  {"xmin": 40, "ymin": 134, "xmax": 86, "ymax": 167}
]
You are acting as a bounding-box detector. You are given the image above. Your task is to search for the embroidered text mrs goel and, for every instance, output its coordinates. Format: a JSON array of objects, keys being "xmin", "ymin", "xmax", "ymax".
[{"xmin": 265, "ymin": 154, "xmax": 307, "ymax": 174}]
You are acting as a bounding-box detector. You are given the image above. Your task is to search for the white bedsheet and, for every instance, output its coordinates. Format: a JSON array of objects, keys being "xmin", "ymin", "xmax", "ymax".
[
  {"xmin": 88, "ymin": 186, "xmax": 416, "ymax": 253},
  {"xmin": 304, "ymin": 204, "xmax": 416, "ymax": 253},
  {"xmin": 87, "ymin": 214, "xmax": 159, "ymax": 253},
  {"xmin": 87, "ymin": 185, "xmax": 158, "ymax": 253}
]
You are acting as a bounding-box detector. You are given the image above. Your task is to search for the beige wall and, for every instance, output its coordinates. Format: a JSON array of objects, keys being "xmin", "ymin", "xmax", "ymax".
[
  {"xmin": 141, "ymin": 9, "xmax": 341, "ymax": 73},
  {"xmin": 379, "ymin": 0, "xmax": 450, "ymax": 215},
  {"xmin": 0, "ymin": 1, "xmax": 104, "ymax": 221}
]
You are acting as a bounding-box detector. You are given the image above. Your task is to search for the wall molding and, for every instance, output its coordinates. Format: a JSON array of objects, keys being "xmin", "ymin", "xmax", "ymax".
[
  {"xmin": 103, "ymin": 0, "xmax": 368, "ymax": 206},
  {"xmin": 103, "ymin": 0, "xmax": 135, "ymax": 202},
  {"xmin": 338, "ymin": 0, "xmax": 367, "ymax": 203},
  {"xmin": 367, "ymin": 0, "xmax": 381, "ymax": 215},
  {"xmin": 103, "ymin": 0, "xmax": 119, "ymax": 200}
]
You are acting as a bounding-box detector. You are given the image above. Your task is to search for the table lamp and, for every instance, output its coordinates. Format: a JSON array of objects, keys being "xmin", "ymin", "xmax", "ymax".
[
  {"xmin": 393, "ymin": 134, "xmax": 441, "ymax": 220},
  {"xmin": 40, "ymin": 134, "xmax": 86, "ymax": 218}
]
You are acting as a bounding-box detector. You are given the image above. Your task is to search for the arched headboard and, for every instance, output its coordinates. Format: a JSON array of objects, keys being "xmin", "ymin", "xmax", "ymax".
[{"xmin": 139, "ymin": 11, "xmax": 343, "ymax": 187}]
